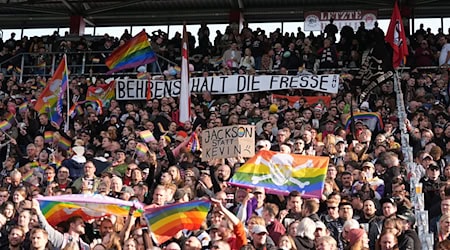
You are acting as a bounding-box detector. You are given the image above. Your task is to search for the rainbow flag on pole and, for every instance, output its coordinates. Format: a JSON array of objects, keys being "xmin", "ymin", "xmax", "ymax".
[
  {"xmin": 86, "ymin": 80, "xmax": 115, "ymax": 108},
  {"xmin": 144, "ymin": 199, "xmax": 211, "ymax": 244},
  {"xmin": 37, "ymin": 194, "xmax": 143, "ymax": 227},
  {"xmin": 0, "ymin": 121, "xmax": 11, "ymax": 132},
  {"xmin": 34, "ymin": 55, "xmax": 69, "ymax": 126},
  {"xmin": 187, "ymin": 132, "xmax": 200, "ymax": 152},
  {"xmin": 44, "ymin": 131, "xmax": 54, "ymax": 144},
  {"xmin": 105, "ymin": 31, "xmax": 157, "ymax": 74},
  {"xmin": 139, "ymin": 130, "xmax": 155, "ymax": 143},
  {"xmin": 135, "ymin": 143, "xmax": 149, "ymax": 157},
  {"xmin": 58, "ymin": 136, "xmax": 72, "ymax": 150},
  {"xmin": 19, "ymin": 102, "xmax": 28, "ymax": 113},
  {"xmin": 229, "ymin": 150, "xmax": 329, "ymax": 199}
]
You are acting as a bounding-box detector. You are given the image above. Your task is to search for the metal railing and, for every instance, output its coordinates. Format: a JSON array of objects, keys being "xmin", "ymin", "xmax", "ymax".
[{"xmin": 0, "ymin": 51, "xmax": 446, "ymax": 83}]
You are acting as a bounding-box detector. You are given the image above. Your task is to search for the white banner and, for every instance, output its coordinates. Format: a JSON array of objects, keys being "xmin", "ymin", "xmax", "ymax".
[
  {"xmin": 116, "ymin": 74, "xmax": 339, "ymax": 100},
  {"xmin": 304, "ymin": 10, "xmax": 377, "ymax": 31}
]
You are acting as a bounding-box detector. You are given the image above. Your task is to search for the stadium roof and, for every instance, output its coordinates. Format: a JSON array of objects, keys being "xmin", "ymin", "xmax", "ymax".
[{"xmin": 0, "ymin": 0, "xmax": 449, "ymax": 29}]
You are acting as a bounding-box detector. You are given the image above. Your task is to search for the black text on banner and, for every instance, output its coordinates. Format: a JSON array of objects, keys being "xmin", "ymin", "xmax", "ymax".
[{"xmin": 115, "ymin": 74, "xmax": 340, "ymax": 100}]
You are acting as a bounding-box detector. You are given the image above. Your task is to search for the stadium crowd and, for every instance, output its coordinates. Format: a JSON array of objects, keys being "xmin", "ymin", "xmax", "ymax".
[{"xmin": 0, "ymin": 19, "xmax": 448, "ymax": 250}]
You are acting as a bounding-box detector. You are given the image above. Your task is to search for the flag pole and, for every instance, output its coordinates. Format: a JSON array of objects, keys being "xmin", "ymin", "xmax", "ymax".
[{"xmin": 65, "ymin": 54, "xmax": 70, "ymax": 133}]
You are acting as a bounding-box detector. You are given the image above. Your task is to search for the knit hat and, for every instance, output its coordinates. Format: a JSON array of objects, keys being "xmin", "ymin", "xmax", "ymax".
[
  {"xmin": 269, "ymin": 104, "xmax": 278, "ymax": 113},
  {"xmin": 347, "ymin": 228, "xmax": 365, "ymax": 246}
]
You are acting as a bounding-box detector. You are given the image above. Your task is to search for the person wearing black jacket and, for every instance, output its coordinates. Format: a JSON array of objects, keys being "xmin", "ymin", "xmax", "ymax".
[{"xmin": 397, "ymin": 211, "xmax": 421, "ymax": 250}]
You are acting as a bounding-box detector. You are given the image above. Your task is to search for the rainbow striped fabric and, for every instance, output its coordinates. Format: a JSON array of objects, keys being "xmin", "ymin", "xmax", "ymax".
[
  {"xmin": 105, "ymin": 31, "xmax": 157, "ymax": 74},
  {"xmin": 0, "ymin": 121, "xmax": 11, "ymax": 132},
  {"xmin": 34, "ymin": 55, "xmax": 69, "ymax": 126},
  {"xmin": 344, "ymin": 112, "xmax": 384, "ymax": 131},
  {"xmin": 135, "ymin": 143, "xmax": 148, "ymax": 157},
  {"xmin": 187, "ymin": 132, "xmax": 200, "ymax": 152},
  {"xmin": 140, "ymin": 130, "xmax": 155, "ymax": 143},
  {"xmin": 37, "ymin": 194, "xmax": 143, "ymax": 226},
  {"xmin": 86, "ymin": 80, "xmax": 115, "ymax": 108},
  {"xmin": 58, "ymin": 136, "xmax": 72, "ymax": 150},
  {"xmin": 44, "ymin": 131, "xmax": 54, "ymax": 144},
  {"xmin": 19, "ymin": 102, "xmax": 28, "ymax": 113},
  {"xmin": 229, "ymin": 150, "xmax": 329, "ymax": 199},
  {"xmin": 144, "ymin": 199, "xmax": 211, "ymax": 244}
]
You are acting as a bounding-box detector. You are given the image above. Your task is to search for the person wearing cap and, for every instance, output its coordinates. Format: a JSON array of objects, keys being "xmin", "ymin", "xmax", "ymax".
[
  {"xmin": 420, "ymin": 161, "xmax": 445, "ymax": 212},
  {"xmin": 256, "ymin": 140, "xmax": 271, "ymax": 152},
  {"xmin": 368, "ymin": 197, "xmax": 398, "ymax": 249},
  {"xmin": 249, "ymin": 224, "xmax": 275, "ymax": 250},
  {"xmin": 360, "ymin": 161, "xmax": 385, "ymax": 199},
  {"xmin": 322, "ymin": 119, "xmax": 336, "ymax": 138},
  {"xmin": 397, "ymin": 211, "xmax": 421, "ymax": 250},
  {"xmin": 314, "ymin": 221, "xmax": 330, "ymax": 239}
]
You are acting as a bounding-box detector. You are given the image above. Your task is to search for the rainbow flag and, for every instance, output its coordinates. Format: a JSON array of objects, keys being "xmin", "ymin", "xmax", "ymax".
[
  {"xmin": 187, "ymin": 132, "xmax": 200, "ymax": 152},
  {"xmin": 229, "ymin": 150, "xmax": 329, "ymax": 199},
  {"xmin": 29, "ymin": 161, "xmax": 39, "ymax": 168},
  {"xmin": 19, "ymin": 102, "xmax": 28, "ymax": 113},
  {"xmin": 344, "ymin": 112, "xmax": 384, "ymax": 131},
  {"xmin": 37, "ymin": 194, "xmax": 143, "ymax": 227},
  {"xmin": 34, "ymin": 55, "xmax": 69, "ymax": 126},
  {"xmin": 105, "ymin": 31, "xmax": 157, "ymax": 74},
  {"xmin": 86, "ymin": 80, "xmax": 115, "ymax": 108},
  {"xmin": 137, "ymin": 72, "xmax": 147, "ymax": 79},
  {"xmin": 140, "ymin": 130, "xmax": 155, "ymax": 143},
  {"xmin": 5, "ymin": 113, "xmax": 15, "ymax": 124},
  {"xmin": 85, "ymin": 97, "xmax": 103, "ymax": 115},
  {"xmin": 58, "ymin": 136, "xmax": 72, "ymax": 150},
  {"xmin": 144, "ymin": 199, "xmax": 211, "ymax": 244},
  {"xmin": 44, "ymin": 131, "xmax": 54, "ymax": 144},
  {"xmin": 23, "ymin": 171, "xmax": 33, "ymax": 182},
  {"xmin": 38, "ymin": 80, "xmax": 46, "ymax": 88},
  {"xmin": 135, "ymin": 143, "xmax": 148, "ymax": 157},
  {"xmin": 0, "ymin": 121, "xmax": 11, "ymax": 132}
]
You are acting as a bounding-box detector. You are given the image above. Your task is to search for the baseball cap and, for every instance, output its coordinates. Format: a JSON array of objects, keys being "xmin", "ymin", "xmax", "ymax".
[
  {"xmin": 361, "ymin": 162, "xmax": 375, "ymax": 169},
  {"xmin": 422, "ymin": 153, "xmax": 433, "ymax": 161},
  {"xmin": 315, "ymin": 221, "xmax": 327, "ymax": 230},
  {"xmin": 397, "ymin": 211, "xmax": 416, "ymax": 226},
  {"xmin": 251, "ymin": 225, "xmax": 268, "ymax": 234},
  {"xmin": 380, "ymin": 197, "xmax": 396, "ymax": 206}
]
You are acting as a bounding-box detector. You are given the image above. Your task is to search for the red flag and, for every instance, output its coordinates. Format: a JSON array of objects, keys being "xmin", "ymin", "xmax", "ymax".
[
  {"xmin": 385, "ymin": 1, "xmax": 408, "ymax": 68},
  {"xmin": 146, "ymin": 73, "xmax": 152, "ymax": 101},
  {"xmin": 179, "ymin": 23, "xmax": 191, "ymax": 124}
]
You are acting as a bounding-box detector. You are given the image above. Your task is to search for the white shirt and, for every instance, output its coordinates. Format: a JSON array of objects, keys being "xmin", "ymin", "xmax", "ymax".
[{"xmin": 439, "ymin": 43, "xmax": 450, "ymax": 66}]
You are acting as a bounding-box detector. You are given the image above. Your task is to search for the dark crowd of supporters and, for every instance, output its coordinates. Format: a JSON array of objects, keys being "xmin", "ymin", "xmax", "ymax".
[{"xmin": 0, "ymin": 19, "xmax": 448, "ymax": 250}]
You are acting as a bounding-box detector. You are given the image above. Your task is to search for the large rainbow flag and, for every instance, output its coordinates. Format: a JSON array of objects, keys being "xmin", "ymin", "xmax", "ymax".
[
  {"xmin": 105, "ymin": 31, "xmax": 157, "ymax": 74},
  {"xmin": 37, "ymin": 194, "xmax": 143, "ymax": 226},
  {"xmin": 144, "ymin": 199, "xmax": 211, "ymax": 244},
  {"xmin": 33, "ymin": 55, "xmax": 69, "ymax": 126},
  {"xmin": 229, "ymin": 150, "xmax": 329, "ymax": 198}
]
